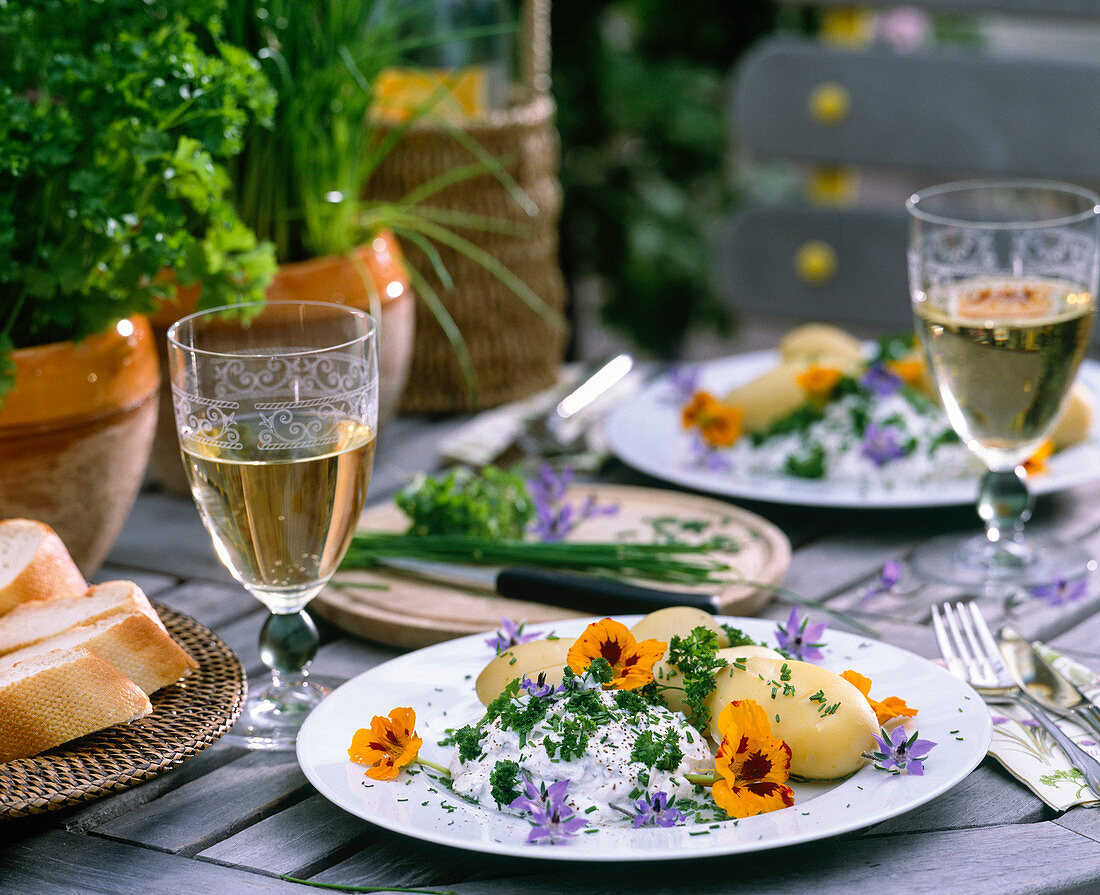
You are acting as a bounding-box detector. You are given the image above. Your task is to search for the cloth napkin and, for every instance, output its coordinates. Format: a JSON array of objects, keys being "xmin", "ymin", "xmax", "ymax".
[{"xmin": 985, "ymin": 645, "xmax": 1100, "ymax": 810}]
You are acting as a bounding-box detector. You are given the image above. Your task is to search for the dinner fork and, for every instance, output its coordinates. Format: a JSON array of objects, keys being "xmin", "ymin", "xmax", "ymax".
[{"xmin": 932, "ymin": 601, "xmax": 1100, "ymax": 797}]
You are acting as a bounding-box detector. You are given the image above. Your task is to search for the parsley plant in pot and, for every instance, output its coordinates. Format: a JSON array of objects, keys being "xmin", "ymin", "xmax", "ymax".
[{"xmin": 0, "ymin": 0, "xmax": 276, "ymax": 573}]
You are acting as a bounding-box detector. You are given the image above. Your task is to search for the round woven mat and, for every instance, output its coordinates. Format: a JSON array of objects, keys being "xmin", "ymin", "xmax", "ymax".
[{"xmin": 0, "ymin": 603, "xmax": 246, "ymax": 820}]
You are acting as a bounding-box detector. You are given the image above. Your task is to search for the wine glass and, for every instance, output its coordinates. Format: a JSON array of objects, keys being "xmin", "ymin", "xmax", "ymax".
[
  {"xmin": 907, "ymin": 180, "xmax": 1100, "ymax": 591},
  {"xmin": 168, "ymin": 301, "xmax": 377, "ymax": 749}
]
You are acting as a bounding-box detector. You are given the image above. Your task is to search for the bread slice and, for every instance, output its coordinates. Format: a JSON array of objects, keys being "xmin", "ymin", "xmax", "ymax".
[
  {"xmin": 0, "ymin": 646, "xmax": 151, "ymax": 763},
  {"xmin": 0, "ymin": 580, "xmax": 165, "ymax": 656},
  {"xmin": 0, "ymin": 519, "xmax": 88, "ymax": 615},
  {"xmin": 0, "ymin": 611, "xmax": 197, "ymax": 695}
]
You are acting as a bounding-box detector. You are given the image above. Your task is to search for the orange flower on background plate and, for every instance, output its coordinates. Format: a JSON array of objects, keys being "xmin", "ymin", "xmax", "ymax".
[
  {"xmin": 712, "ymin": 699, "xmax": 795, "ymax": 819},
  {"xmin": 680, "ymin": 391, "xmax": 744, "ymax": 448},
  {"xmin": 841, "ymin": 670, "xmax": 917, "ymax": 726},
  {"xmin": 795, "ymin": 364, "xmax": 844, "ymax": 400},
  {"xmin": 886, "ymin": 358, "xmax": 924, "ymax": 387},
  {"xmin": 1023, "ymin": 440, "xmax": 1053, "ymax": 476},
  {"xmin": 349, "ymin": 706, "xmax": 423, "ymax": 780},
  {"xmin": 566, "ymin": 618, "xmax": 666, "ymax": 690}
]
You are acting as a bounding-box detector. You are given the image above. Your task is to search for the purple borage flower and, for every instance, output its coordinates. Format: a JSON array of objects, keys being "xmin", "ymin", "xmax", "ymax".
[
  {"xmin": 860, "ymin": 560, "xmax": 902, "ymax": 605},
  {"xmin": 1029, "ymin": 575, "xmax": 1089, "ymax": 607},
  {"xmin": 519, "ymin": 672, "xmax": 564, "ymax": 699},
  {"xmin": 860, "ymin": 362, "xmax": 904, "ymax": 398},
  {"xmin": 864, "ymin": 726, "xmax": 936, "ymax": 776},
  {"xmin": 775, "ymin": 607, "xmax": 827, "ymax": 662},
  {"xmin": 485, "ymin": 617, "xmax": 541, "ymax": 654},
  {"xmin": 631, "ymin": 791, "xmax": 685, "ymax": 828},
  {"xmin": 667, "ymin": 365, "xmax": 701, "ymax": 403},
  {"xmin": 528, "ymin": 464, "xmax": 618, "ymax": 543},
  {"xmin": 860, "ymin": 423, "xmax": 906, "ymax": 467},
  {"xmin": 509, "ymin": 779, "xmax": 588, "ymax": 844},
  {"xmin": 687, "ymin": 432, "xmax": 733, "ymax": 472}
]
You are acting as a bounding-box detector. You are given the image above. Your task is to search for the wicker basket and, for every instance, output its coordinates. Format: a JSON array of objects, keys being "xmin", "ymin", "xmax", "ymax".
[{"xmin": 367, "ymin": 0, "xmax": 568, "ymax": 413}]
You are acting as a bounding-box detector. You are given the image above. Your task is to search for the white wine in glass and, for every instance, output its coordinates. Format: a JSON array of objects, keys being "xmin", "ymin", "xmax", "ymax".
[
  {"xmin": 169, "ymin": 301, "xmax": 378, "ymax": 749},
  {"xmin": 907, "ymin": 181, "xmax": 1100, "ymax": 590}
]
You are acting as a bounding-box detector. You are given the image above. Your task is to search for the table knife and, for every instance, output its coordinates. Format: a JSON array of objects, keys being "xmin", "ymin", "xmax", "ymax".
[
  {"xmin": 374, "ymin": 556, "xmax": 719, "ymax": 615},
  {"xmin": 998, "ymin": 624, "xmax": 1100, "ymax": 742}
]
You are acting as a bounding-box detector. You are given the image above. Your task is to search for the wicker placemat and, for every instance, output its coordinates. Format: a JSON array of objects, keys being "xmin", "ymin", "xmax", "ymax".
[{"xmin": 0, "ymin": 603, "xmax": 246, "ymax": 820}]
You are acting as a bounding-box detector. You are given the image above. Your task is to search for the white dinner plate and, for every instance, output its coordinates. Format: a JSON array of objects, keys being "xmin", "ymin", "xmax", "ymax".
[
  {"xmin": 604, "ymin": 354, "xmax": 1100, "ymax": 509},
  {"xmin": 297, "ymin": 615, "xmax": 992, "ymax": 861}
]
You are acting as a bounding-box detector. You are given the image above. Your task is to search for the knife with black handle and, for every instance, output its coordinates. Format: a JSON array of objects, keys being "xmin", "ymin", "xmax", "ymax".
[{"xmin": 376, "ymin": 556, "xmax": 720, "ymax": 615}]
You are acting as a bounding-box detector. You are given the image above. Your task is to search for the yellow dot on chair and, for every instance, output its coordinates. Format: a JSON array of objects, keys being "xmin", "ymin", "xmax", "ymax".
[
  {"xmin": 795, "ymin": 241, "xmax": 838, "ymax": 286},
  {"xmin": 808, "ymin": 83, "xmax": 851, "ymax": 126}
]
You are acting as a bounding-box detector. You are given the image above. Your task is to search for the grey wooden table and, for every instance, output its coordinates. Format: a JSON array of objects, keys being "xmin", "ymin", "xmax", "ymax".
[{"xmin": 5, "ymin": 408, "xmax": 1100, "ymax": 895}]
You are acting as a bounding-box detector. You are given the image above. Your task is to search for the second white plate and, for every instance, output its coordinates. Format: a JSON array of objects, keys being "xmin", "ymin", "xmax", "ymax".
[{"xmin": 604, "ymin": 353, "xmax": 1100, "ymax": 509}]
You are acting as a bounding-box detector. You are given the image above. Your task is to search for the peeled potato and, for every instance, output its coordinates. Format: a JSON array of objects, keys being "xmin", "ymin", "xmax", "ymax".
[
  {"xmin": 1050, "ymin": 382, "xmax": 1093, "ymax": 450},
  {"xmin": 724, "ymin": 361, "xmax": 815, "ymax": 433},
  {"xmin": 779, "ymin": 323, "xmax": 865, "ymax": 367},
  {"xmin": 631, "ymin": 607, "xmax": 729, "ymax": 649},
  {"xmin": 716, "ymin": 645, "xmax": 784, "ymax": 664},
  {"xmin": 475, "ymin": 638, "xmax": 572, "ymax": 705},
  {"xmin": 706, "ymin": 657, "xmax": 877, "ymax": 780}
]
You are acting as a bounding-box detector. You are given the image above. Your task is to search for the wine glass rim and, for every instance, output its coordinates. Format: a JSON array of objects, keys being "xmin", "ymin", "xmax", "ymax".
[
  {"xmin": 166, "ymin": 300, "xmax": 377, "ymax": 358},
  {"xmin": 906, "ymin": 178, "xmax": 1100, "ymax": 229}
]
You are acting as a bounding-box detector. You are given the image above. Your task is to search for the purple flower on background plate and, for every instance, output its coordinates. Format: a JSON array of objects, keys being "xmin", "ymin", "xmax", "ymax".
[
  {"xmin": 775, "ymin": 607, "xmax": 828, "ymax": 662},
  {"xmin": 864, "ymin": 726, "xmax": 936, "ymax": 775},
  {"xmin": 631, "ymin": 791, "xmax": 685, "ymax": 828},
  {"xmin": 528, "ymin": 464, "xmax": 618, "ymax": 542},
  {"xmin": 687, "ymin": 432, "xmax": 733, "ymax": 473},
  {"xmin": 860, "ymin": 424, "xmax": 907, "ymax": 467},
  {"xmin": 1029, "ymin": 576, "xmax": 1089, "ymax": 607},
  {"xmin": 509, "ymin": 779, "xmax": 588, "ymax": 843},
  {"xmin": 485, "ymin": 617, "xmax": 541, "ymax": 654},
  {"xmin": 860, "ymin": 363, "xmax": 904, "ymax": 398},
  {"xmin": 860, "ymin": 559, "xmax": 903, "ymax": 604},
  {"xmin": 667, "ymin": 365, "xmax": 701, "ymax": 403}
]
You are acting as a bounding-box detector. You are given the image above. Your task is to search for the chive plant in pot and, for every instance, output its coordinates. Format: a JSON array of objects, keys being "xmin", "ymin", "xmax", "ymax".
[{"xmin": 0, "ymin": 0, "xmax": 276, "ymax": 574}]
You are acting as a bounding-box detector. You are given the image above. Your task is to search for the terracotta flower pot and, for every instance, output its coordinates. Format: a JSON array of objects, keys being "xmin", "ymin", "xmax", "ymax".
[
  {"xmin": 148, "ymin": 233, "xmax": 414, "ymax": 495},
  {"xmin": 0, "ymin": 316, "xmax": 160, "ymax": 576}
]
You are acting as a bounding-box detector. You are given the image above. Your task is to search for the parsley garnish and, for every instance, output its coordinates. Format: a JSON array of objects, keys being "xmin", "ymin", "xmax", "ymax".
[
  {"xmin": 489, "ymin": 760, "xmax": 520, "ymax": 807},
  {"xmin": 665, "ymin": 626, "xmax": 729, "ymax": 728}
]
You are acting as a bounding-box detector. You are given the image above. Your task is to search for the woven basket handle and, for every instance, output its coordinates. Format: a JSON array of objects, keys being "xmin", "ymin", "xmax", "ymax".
[{"xmin": 521, "ymin": 0, "xmax": 551, "ymax": 95}]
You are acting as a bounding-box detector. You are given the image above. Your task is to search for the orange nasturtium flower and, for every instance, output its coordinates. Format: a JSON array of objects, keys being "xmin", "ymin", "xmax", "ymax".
[
  {"xmin": 711, "ymin": 699, "xmax": 795, "ymax": 819},
  {"xmin": 1023, "ymin": 440, "xmax": 1054, "ymax": 476},
  {"xmin": 795, "ymin": 365, "xmax": 844, "ymax": 400},
  {"xmin": 566, "ymin": 618, "xmax": 666, "ymax": 690},
  {"xmin": 349, "ymin": 707, "xmax": 423, "ymax": 780},
  {"xmin": 886, "ymin": 358, "xmax": 925, "ymax": 387},
  {"xmin": 841, "ymin": 670, "xmax": 917, "ymax": 726},
  {"xmin": 680, "ymin": 391, "xmax": 745, "ymax": 448}
]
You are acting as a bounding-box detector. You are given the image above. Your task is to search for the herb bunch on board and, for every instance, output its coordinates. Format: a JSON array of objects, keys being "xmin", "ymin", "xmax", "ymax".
[{"xmin": 0, "ymin": 0, "xmax": 277, "ymax": 398}]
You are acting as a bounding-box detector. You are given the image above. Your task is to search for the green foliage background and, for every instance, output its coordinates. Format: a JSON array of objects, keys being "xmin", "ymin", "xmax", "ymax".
[{"xmin": 550, "ymin": 0, "xmax": 778, "ymax": 356}]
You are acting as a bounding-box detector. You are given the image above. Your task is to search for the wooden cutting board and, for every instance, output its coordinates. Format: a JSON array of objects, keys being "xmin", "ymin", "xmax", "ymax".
[{"xmin": 312, "ymin": 484, "xmax": 791, "ymax": 649}]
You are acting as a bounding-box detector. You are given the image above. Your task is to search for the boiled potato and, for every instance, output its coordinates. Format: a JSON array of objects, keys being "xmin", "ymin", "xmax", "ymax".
[
  {"xmin": 725, "ymin": 356, "xmax": 861, "ymax": 434},
  {"xmin": 1050, "ymin": 382, "xmax": 1093, "ymax": 450},
  {"xmin": 779, "ymin": 323, "xmax": 864, "ymax": 367},
  {"xmin": 475, "ymin": 638, "xmax": 571, "ymax": 705},
  {"xmin": 706, "ymin": 657, "xmax": 877, "ymax": 780},
  {"xmin": 716, "ymin": 645, "xmax": 784, "ymax": 664},
  {"xmin": 631, "ymin": 607, "xmax": 729, "ymax": 649}
]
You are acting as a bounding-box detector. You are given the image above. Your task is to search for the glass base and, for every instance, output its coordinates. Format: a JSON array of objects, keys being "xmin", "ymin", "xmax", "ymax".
[
  {"xmin": 909, "ymin": 531, "xmax": 1092, "ymax": 591},
  {"xmin": 222, "ymin": 673, "xmax": 341, "ymax": 751}
]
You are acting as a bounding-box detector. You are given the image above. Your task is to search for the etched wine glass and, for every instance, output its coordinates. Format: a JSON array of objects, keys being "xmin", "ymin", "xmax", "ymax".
[
  {"xmin": 907, "ymin": 180, "xmax": 1100, "ymax": 590},
  {"xmin": 168, "ymin": 301, "xmax": 377, "ymax": 749}
]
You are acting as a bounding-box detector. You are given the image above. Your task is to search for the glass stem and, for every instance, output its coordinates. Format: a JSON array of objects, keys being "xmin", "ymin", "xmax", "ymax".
[
  {"xmin": 259, "ymin": 609, "xmax": 319, "ymax": 685},
  {"xmin": 976, "ymin": 466, "xmax": 1032, "ymax": 558}
]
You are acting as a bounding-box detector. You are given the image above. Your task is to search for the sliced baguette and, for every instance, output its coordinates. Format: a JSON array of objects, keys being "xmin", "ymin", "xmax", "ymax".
[
  {"xmin": 0, "ymin": 519, "xmax": 88, "ymax": 616},
  {"xmin": 0, "ymin": 610, "xmax": 197, "ymax": 695},
  {"xmin": 0, "ymin": 646, "xmax": 151, "ymax": 763},
  {"xmin": 0, "ymin": 580, "xmax": 164, "ymax": 656}
]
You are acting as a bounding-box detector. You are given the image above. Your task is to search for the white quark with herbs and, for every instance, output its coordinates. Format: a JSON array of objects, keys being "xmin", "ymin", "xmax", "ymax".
[
  {"xmin": 448, "ymin": 683, "xmax": 710, "ymax": 825},
  {"xmin": 726, "ymin": 385, "xmax": 980, "ymax": 488}
]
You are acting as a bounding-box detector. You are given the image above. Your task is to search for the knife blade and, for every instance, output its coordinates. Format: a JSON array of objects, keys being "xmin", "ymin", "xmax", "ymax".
[
  {"xmin": 997, "ymin": 624, "xmax": 1100, "ymax": 742},
  {"xmin": 374, "ymin": 556, "xmax": 719, "ymax": 615}
]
